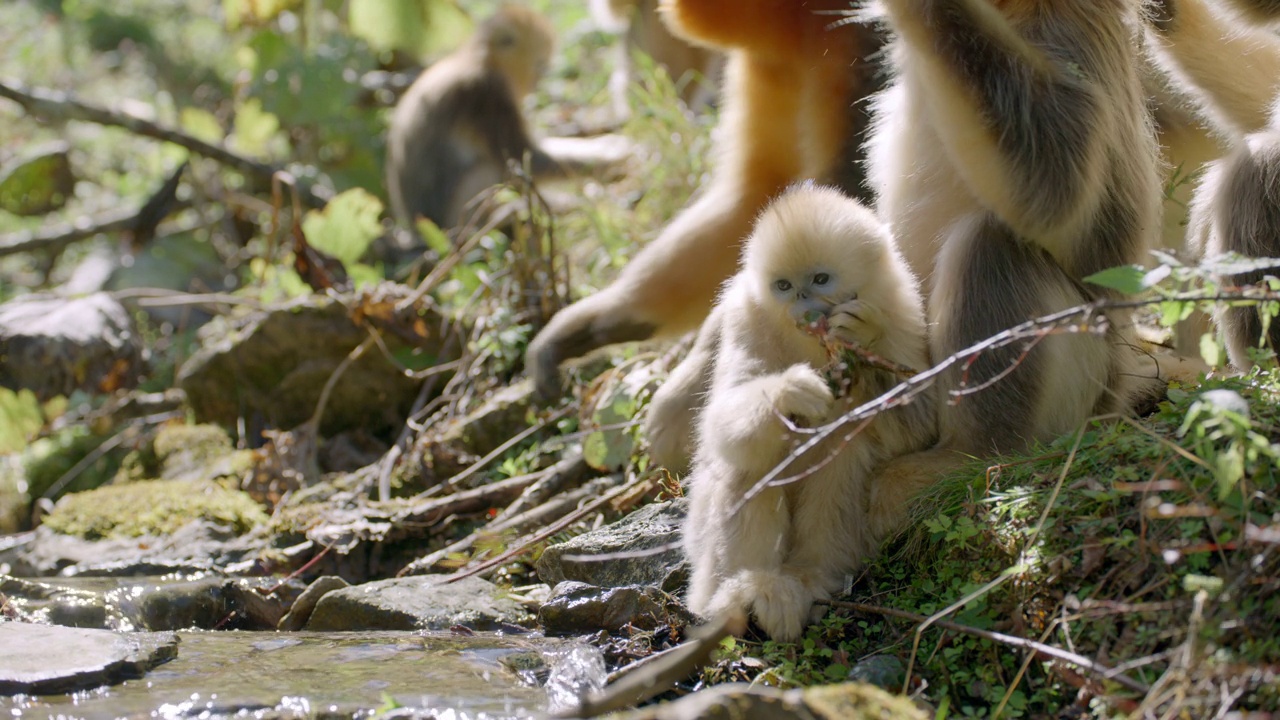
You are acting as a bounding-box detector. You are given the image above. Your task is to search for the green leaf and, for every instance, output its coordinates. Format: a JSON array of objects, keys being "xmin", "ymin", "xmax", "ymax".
[
  {"xmin": 415, "ymin": 217, "xmax": 452, "ymax": 257},
  {"xmin": 180, "ymin": 107, "xmax": 225, "ymax": 145},
  {"xmin": 349, "ymin": 0, "xmax": 472, "ymax": 57},
  {"xmin": 1199, "ymin": 332, "xmax": 1224, "ymax": 368},
  {"xmin": 0, "ymin": 144, "xmax": 75, "ymax": 217},
  {"xmin": 301, "ymin": 188, "xmax": 385, "ymax": 267},
  {"xmin": 0, "ymin": 388, "xmax": 46, "ymax": 453},
  {"xmin": 823, "ymin": 663, "xmax": 849, "ymax": 681},
  {"xmin": 1083, "ymin": 265, "xmax": 1148, "ymax": 295},
  {"xmin": 230, "ymin": 98, "xmax": 283, "ymax": 158}
]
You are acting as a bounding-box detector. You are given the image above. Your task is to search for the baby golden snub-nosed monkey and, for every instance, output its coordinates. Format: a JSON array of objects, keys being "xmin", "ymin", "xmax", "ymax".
[
  {"xmin": 1147, "ymin": 0, "xmax": 1280, "ymax": 369},
  {"xmin": 590, "ymin": 0, "xmax": 723, "ymax": 118},
  {"xmin": 683, "ymin": 185, "xmax": 935, "ymax": 642},
  {"xmin": 525, "ymin": 0, "xmax": 886, "ymax": 402},
  {"xmin": 860, "ymin": 0, "xmax": 1163, "ymax": 524}
]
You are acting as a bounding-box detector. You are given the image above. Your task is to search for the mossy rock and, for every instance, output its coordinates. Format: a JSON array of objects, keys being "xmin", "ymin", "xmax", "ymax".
[
  {"xmin": 117, "ymin": 424, "xmax": 254, "ymax": 484},
  {"xmin": 42, "ymin": 479, "xmax": 268, "ymax": 539}
]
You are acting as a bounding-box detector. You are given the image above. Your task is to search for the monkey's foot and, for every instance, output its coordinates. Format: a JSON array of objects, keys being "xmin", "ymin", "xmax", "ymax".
[{"xmin": 733, "ymin": 569, "xmax": 817, "ymax": 643}]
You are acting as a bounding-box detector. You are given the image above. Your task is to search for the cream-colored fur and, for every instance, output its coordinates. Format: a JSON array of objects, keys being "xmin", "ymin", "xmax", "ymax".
[
  {"xmin": 683, "ymin": 185, "xmax": 935, "ymax": 641},
  {"xmin": 862, "ymin": 0, "xmax": 1163, "ymax": 514}
]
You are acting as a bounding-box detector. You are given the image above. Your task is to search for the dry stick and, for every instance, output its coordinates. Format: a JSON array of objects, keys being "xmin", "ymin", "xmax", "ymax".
[
  {"xmin": 489, "ymin": 452, "xmax": 590, "ymax": 523},
  {"xmin": 435, "ymin": 406, "xmax": 574, "ymax": 492},
  {"xmin": 0, "ymin": 79, "xmax": 333, "ymax": 208},
  {"xmin": 393, "ymin": 469, "xmax": 554, "ymax": 527},
  {"xmin": 400, "ymin": 465, "xmax": 601, "ymax": 576},
  {"xmin": 443, "ymin": 472, "xmax": 647, "ymax": 584},
  {"xmin": 112, "ymin": 288, "xmax": 263, "ymax": 310},
  {"xmin": 823, "ymin": 599, "xmax": 1150, "ymax": 695}
]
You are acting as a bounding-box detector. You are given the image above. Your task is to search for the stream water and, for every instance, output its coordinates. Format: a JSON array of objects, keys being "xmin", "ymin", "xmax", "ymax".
[{"xmin": 1, "ymin": 630, "xmax": 609, "ymax": 719}]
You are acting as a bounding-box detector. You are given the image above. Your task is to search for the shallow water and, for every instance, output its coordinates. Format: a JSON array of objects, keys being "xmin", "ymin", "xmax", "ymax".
[{"xmin": 2, "ymin": 630, "xmax": 603, "ymax": 719}]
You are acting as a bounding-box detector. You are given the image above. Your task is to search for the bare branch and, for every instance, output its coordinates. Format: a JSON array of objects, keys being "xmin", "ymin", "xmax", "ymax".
[{"xmin": 0, "ymin": 78, "xmax": 333, "ymax": 208}]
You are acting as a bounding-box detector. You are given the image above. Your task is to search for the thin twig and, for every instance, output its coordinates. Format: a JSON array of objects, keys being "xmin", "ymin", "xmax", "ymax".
[
  {"xmin": 443, "ymin": 472, "xmax": 646, "ymax": 583},
  {"xmin": 822, "ymin": 599, "xmax": 1150, "ymax": 695}
]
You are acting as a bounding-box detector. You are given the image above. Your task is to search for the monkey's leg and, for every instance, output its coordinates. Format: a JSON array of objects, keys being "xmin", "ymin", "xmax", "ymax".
[
  {"xmin": 645, "ymin": 305, "xmax": 724, "ymax": 472},
  {"xmin": 932, "ymin": 214, "xmax": 1119, "ymax": 452},
  {"xmin": 696, "ymin": 485, "xmax": 792, "ymax": 622},
  {"xmin": 526, "ymin": 53, "xmax": 804, "ymax": 399},
  {"xmin": 1195, "ymin": 130, "xmax": 1280, "ymax": 369},
  {"xmin": 1150, "ymin": 0, "xmax": 1280, "ymax": 136},
  {"xmin": 779, "ymin": 456, "xmax": 876, "ymax": 608}
]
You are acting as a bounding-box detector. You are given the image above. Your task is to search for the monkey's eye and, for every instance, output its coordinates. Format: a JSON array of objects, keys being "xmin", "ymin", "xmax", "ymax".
[
  {"xmin": 813, "ymin": 273, "xmax": 830, "ymax": 286},
  {"xmin": 774, "ymin": 279, "xmax": 793, "ymax": 292}
]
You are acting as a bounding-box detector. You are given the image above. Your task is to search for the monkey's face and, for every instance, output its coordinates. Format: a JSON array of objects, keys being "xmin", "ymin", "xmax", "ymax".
[
  {"xmin": 743, "ymin": 185, "xmax": 888, "ymax": 324},
  {"xmin": 768, "ymin": 267, "xmax": 846, "ymax": 324}
]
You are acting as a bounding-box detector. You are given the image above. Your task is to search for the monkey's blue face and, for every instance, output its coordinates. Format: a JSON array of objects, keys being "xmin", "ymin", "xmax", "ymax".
[{"xmin": 772, "ymin": 268, "xmax": 848, "ymax": 324}]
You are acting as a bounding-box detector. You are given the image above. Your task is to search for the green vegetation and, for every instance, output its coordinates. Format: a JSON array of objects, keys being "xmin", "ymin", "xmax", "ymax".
[{"xmin": 42, "ymin": 477, "xmax": 267, "ymax": 538}]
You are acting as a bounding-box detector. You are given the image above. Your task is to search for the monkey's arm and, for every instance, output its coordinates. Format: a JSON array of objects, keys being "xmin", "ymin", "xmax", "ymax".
[
  {"xmin": 1148, "ymin": 0, "xmax": 1280, "ymax": 136},
  {"xmin": 702, "ymin": 330, "xmax": 832, "ymax": 475},
  {"xmin": 878, "ymin": 0, "xmax": 1113, "ymax": 239}
]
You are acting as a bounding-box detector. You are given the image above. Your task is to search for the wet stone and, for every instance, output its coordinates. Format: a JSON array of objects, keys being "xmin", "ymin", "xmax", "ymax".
[
  {"xmin": 277, "ymin": 575, "xmax": 348, "ymax": 631},
  {"xmin": 538, "ymin": 581, "xmax": 694, "ymax": 636},
  {"xmin": 0, "ymin": 575, "xmax": 297, "ymax": 631},
  {"xmin": 305, "ymin": 575, "xmax": 531, "ymax": 631},
  {"xmin": 0, "ymin": 622, "xmax": 178, "ymax": 695},
  {"xmin": 536, "ymin": 499, "xmax": 688, "ymax": 590}
]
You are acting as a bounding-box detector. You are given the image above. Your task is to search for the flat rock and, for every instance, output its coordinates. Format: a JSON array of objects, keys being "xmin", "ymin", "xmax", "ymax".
[
  {"xmin": 7, "ymin": 518, "xmax": 256, "ymax": 578},
  {"xmin": 539, "ymin": 581, "xmax": 693, "ymax": 635},
  {"xmin": 0, "ymin": 574, "xmax": 298, "ymax": 631},
  {"xmin": 0, "ymin": 622, "xmax": 177, "ymax": 695},
  {"xmin": 0, "ymin": 292, "xmax": 144, "ymax": 399},
  {"xmin": 305, "ymin": 575, "xmax": 530, "ymax": 631},
  {"xmin": 536, "ymin": 499, "xmax": 688, "ymax": 590}
]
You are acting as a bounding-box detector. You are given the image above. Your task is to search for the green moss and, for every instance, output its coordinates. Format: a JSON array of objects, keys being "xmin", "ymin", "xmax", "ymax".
[{"xmin": 43, "ymin": 478, "xmax": 268, "ymax": 539}]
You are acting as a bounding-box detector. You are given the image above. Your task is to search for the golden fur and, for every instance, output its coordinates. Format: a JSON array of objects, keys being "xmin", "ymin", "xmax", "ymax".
[{"xmin": 683, "ymin": 185, "xmax": 935, "ymax": 641}]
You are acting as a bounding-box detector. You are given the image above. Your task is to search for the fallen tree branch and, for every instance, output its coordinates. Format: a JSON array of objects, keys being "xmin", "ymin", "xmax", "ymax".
[
  {"xmin": 0, "ymin": 202, "xmax": 202, "ymax": 258},
  {"xmin": 0, "ymin": 78, "xmax": 333, "ymax": 208}
]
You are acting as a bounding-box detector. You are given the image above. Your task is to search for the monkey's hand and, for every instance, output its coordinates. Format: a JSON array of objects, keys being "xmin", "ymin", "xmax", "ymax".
[
  {"xmin": 770, "ymin": 364, "xmax": 835, "ymax": 425},
  {"xmin": 828, "ymin": 299, "xmax": 884, "ymax": 350}
]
